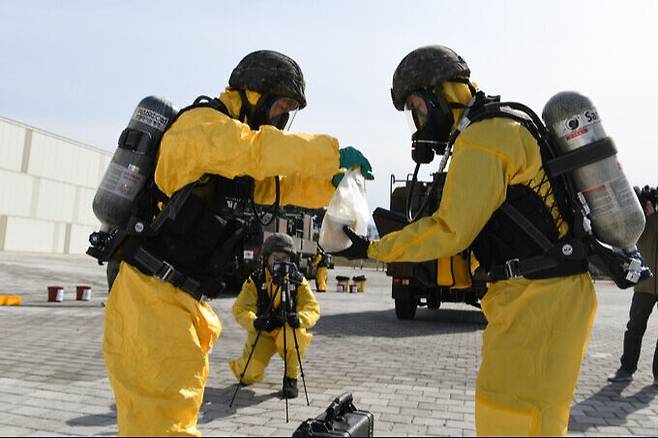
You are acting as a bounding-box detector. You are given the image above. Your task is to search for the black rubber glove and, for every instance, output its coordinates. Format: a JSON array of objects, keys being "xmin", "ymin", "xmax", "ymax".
[
  {"xmin": 253, "ymin": 316, "xmax": 271, "ymax": 332},
  {"xmin": 269, "ymin": 314, "xmax": 285, "ymax": 330},
  {"xmin": 288, "ymin": 312, "xmax": 301, "ymax": 329},
  {"xmin": 334, "ymin": 226, "xmax": 371, "ymax": 260}
]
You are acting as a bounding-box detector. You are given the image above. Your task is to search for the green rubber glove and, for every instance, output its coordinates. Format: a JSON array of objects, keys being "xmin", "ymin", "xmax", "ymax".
[
  {"xmin": 332, "ymin": 172, "xmax": 345, "ymax": 188},
  {"xmin": 339, "ymin": 146, "xmax": 374, "ymax": 180}
]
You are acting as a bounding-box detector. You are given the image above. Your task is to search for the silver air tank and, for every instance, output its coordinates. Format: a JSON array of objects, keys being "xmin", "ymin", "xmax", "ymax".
[
  {"xmin": 542, "ymin": 91, "xmax": 644, "ymax": 250},
  {"xmin": 92, "ymin": 96, "xmax": 178, "ymax": 232}
]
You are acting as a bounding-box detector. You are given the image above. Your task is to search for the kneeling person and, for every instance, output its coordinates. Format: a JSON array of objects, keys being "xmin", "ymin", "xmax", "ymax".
[{"xmin": 229, "ymin": 233, "xmax": 320, "ymax": 398}]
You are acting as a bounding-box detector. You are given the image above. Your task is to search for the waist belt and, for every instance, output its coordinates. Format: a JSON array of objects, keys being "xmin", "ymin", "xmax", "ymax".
[
  {"xmin": 488, "ymin": 254, "xmax": 588, "ymax": 281},
  {"xmin": 486, "ymin": 203, "xmax": 589, "ymax": 281},
  {"xmin": 128, "ymin": 246, "xmax": 204, "ymax": 301}
]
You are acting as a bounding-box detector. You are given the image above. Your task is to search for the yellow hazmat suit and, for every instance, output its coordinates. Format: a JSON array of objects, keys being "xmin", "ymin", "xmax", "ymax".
[
  {"xmin": 368, "ymin": 83, "xmax": 597, "ymax": 436},
  {"xmin": 229, "ymin": 271, "xmax": 320, "ymax": 384},
  {"xmin": 311, "ymin": 252, "xmax": 328, "ymax": 292},
  {"xmin": 104, "ymin": 89, "xmax": 338, "ymax": 436},
  {"xmin": 104, "ymin": 263, "xmax": 220, "ymax": 436},
  {"xmin": 155, "ymin": 89, "xmax": 337, "ymax": 204}
]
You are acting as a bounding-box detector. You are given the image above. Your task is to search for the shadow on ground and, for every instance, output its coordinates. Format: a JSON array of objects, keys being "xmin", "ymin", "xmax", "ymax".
[
  {"xmin": 198, "ymin": 385, "xmax": 280, "ymax": 423},
  {"xmin": 570, "ymin": 381, "xmax": 658, "ymax": 432},
  {"xmin": 65, "ymin": 386, "xmax": 295, "ymax": 427},
  {"xmin": 66, "ymin": 404, "xmax": 116, "ymax": 428},
  {"xmin": 313, "ymin": 307, "xmax": 486, "ymax": 338}
]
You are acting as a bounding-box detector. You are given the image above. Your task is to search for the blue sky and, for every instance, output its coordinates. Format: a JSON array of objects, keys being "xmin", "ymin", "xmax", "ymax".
[{"xmin": 1, "ymin": 1, "xmax": 657, "ymax": 212}]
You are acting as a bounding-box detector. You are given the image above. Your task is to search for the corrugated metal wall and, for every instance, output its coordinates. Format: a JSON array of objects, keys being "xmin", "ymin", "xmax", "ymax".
[{"xmin": 0, "ymin": 116, "xmax": 111, "ymax": 254}]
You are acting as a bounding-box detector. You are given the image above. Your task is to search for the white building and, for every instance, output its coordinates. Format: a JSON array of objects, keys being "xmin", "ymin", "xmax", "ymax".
[{"xmin": 0, "ymin": 116, "xmax": 110, "ymax": 254}]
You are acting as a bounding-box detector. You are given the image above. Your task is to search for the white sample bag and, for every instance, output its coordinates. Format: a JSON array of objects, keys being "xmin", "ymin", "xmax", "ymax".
[{"xmin": 319, "ymin": 169, "xmax": 370, "ymax": 252}]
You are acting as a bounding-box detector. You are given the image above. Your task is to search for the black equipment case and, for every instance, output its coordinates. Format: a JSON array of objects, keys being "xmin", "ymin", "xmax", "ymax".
[{"xmin": 292, "ymin": 392, "xmax": 374, "ymax": 437}]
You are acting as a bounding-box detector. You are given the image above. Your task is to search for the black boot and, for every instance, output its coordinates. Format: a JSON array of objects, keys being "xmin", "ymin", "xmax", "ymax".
[
  {"xmin": 607, "ymin": 368, "xmax": 634, "ymax": 383},
  {"xmin": 282, "ymin": 377, "xmax": 298, "ymax": 399}
]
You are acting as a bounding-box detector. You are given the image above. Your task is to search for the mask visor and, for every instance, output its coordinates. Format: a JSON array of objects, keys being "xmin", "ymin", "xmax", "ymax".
[
  {"xmin": 266, "ymin": 97, "xmax": 300, "ymax": 130},
  {"xmin": 404, "ymin": 93, "xmax": 430, "ymax": 132}
]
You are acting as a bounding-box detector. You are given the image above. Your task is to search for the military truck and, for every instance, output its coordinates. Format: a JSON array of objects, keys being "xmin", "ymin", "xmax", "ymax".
[{"xmin": 373, "ymin": 173, "xmax": 487, "ymax": 320}]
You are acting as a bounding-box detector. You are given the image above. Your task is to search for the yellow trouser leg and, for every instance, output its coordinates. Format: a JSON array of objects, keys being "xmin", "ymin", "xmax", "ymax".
[
  {"xmin": 475, "ymin": 274, "xmax": 597, "ymax": 437},
  {"xmin": 104, "ymin": 263, "xmax": 221, "ymax": 437},
  {"xmin": 316, "ymin": 267, "xmax": 328, "ymax": 291},
  {"xmin": 228, "ymin": 330, "xmax": 277, "ymax": 385},
  {"xmin": 274, "ymin": 325, "xmax": 313, "ymax": 379}
]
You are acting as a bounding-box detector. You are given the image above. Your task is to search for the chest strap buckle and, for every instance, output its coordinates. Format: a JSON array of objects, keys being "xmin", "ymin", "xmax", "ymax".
[
  {"xmin": 154, "ymin": 261, "xmax": 175, "ymax": 282},
  {"xmin": 505, "ymin": 258, "xmax": 521, "ymax": 279}
]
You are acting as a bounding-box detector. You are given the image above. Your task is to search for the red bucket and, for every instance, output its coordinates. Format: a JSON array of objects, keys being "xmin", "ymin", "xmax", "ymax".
[
  {"xmin": 47, "ymin": 286, "xmax": 64, "ymax": 302},
  {"xmin": 76, "ymin": 285, "xmax": 92, "ymax": 301}
]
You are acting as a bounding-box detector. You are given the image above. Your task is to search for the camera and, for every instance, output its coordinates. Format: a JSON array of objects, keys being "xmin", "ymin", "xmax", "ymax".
[{"xmin": 271, "ymin": 261, "xmax": 304, "ymax": 286}]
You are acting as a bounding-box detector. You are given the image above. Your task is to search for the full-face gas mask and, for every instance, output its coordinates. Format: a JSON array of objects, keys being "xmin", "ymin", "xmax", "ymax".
[
  {"xmin": 404, "ymin": 89, "xmax": 465, "ymax": 164},
  {"xmin": 239, "ymin": 91, "xmax": 300, "ymax": 131}
]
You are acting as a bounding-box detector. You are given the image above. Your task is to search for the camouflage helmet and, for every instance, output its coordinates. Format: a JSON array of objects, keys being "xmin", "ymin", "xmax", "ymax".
[
  {"xmin": 262, "ymin": 233, "xmax": 295, "ymax": 258},
  {"xmin": 391, "ymin": 45, "xmax": 470, "ymax": 111},
  {"xmin": 229, "ymin": 50, "xmax": 307, "ymax": 109}
]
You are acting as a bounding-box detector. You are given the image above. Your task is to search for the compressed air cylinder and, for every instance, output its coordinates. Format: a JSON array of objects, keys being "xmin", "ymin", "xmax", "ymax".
[
  {"xmin": 92, "ymin": 96, "xmax": 178, "ymax": 231},
  {"xmin": 542, "ymin": 91, "xmax": 644, "ymax": 250}
]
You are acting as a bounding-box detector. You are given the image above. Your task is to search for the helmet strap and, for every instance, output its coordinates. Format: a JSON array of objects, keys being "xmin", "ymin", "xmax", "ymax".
[
  {"xmin": 238, "ymin": 90, "xmax": 278, "ymax": 130},
  {"xmin": 237, "ymin": 89, "xmax": 251, "ymax": 124}
]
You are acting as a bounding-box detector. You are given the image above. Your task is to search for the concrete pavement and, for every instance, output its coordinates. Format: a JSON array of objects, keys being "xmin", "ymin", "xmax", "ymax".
[{"xmin": 1, "ymin": 252, "xmax": 658, "ymax": 436}]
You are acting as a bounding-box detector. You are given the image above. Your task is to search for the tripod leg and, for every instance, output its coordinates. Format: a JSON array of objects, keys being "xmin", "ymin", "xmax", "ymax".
[
  {"xmin": 291, "ymin": 327, "xmax": 310, "ymax": 406},
  {"xmin": 231, "ymin": 283, "xmax": 281, "ymax": 406},
  {"xmin": 229, "ymin": 329, "xmax": 262, "ymax": 408},
  {"xmin": 283, "ymin": 322, "xmax": 289, "ymax": 423}
]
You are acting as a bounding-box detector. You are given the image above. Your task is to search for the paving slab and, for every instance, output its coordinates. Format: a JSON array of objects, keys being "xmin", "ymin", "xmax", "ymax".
[{"xmin": 1, "ymin": 252, "xmax": 658, "ymax": 436}]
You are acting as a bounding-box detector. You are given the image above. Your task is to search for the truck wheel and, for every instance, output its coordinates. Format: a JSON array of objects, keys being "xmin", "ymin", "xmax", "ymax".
[
  {"xmin": 427, "ymin": 293, "xmax": 441, "ymax": 310},
  {"xmin": 395, "ymin": 296, "xmax": 417, "ymax": 320}
]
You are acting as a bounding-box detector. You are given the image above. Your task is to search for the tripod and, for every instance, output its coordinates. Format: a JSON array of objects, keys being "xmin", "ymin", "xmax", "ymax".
[
  {"xmin": 280, "ymin": 275, "xmax": 311, "ymax": 422},
  {"xmin": 228, "ymin": 282, "xmax": 280, "ymax": 409},
  {"xmin": 228, "ymin": 270, "xmax": 310, "ymax": 422}
]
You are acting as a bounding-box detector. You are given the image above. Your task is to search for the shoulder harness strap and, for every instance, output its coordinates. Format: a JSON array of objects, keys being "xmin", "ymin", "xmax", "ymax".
[
  {"xmin": 452, "ymin": 94, "xmax": 590, "ymax": 281},
  {"xmin": 177, "ymin": 95, "xmax": 231, "ymax": 118}
]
